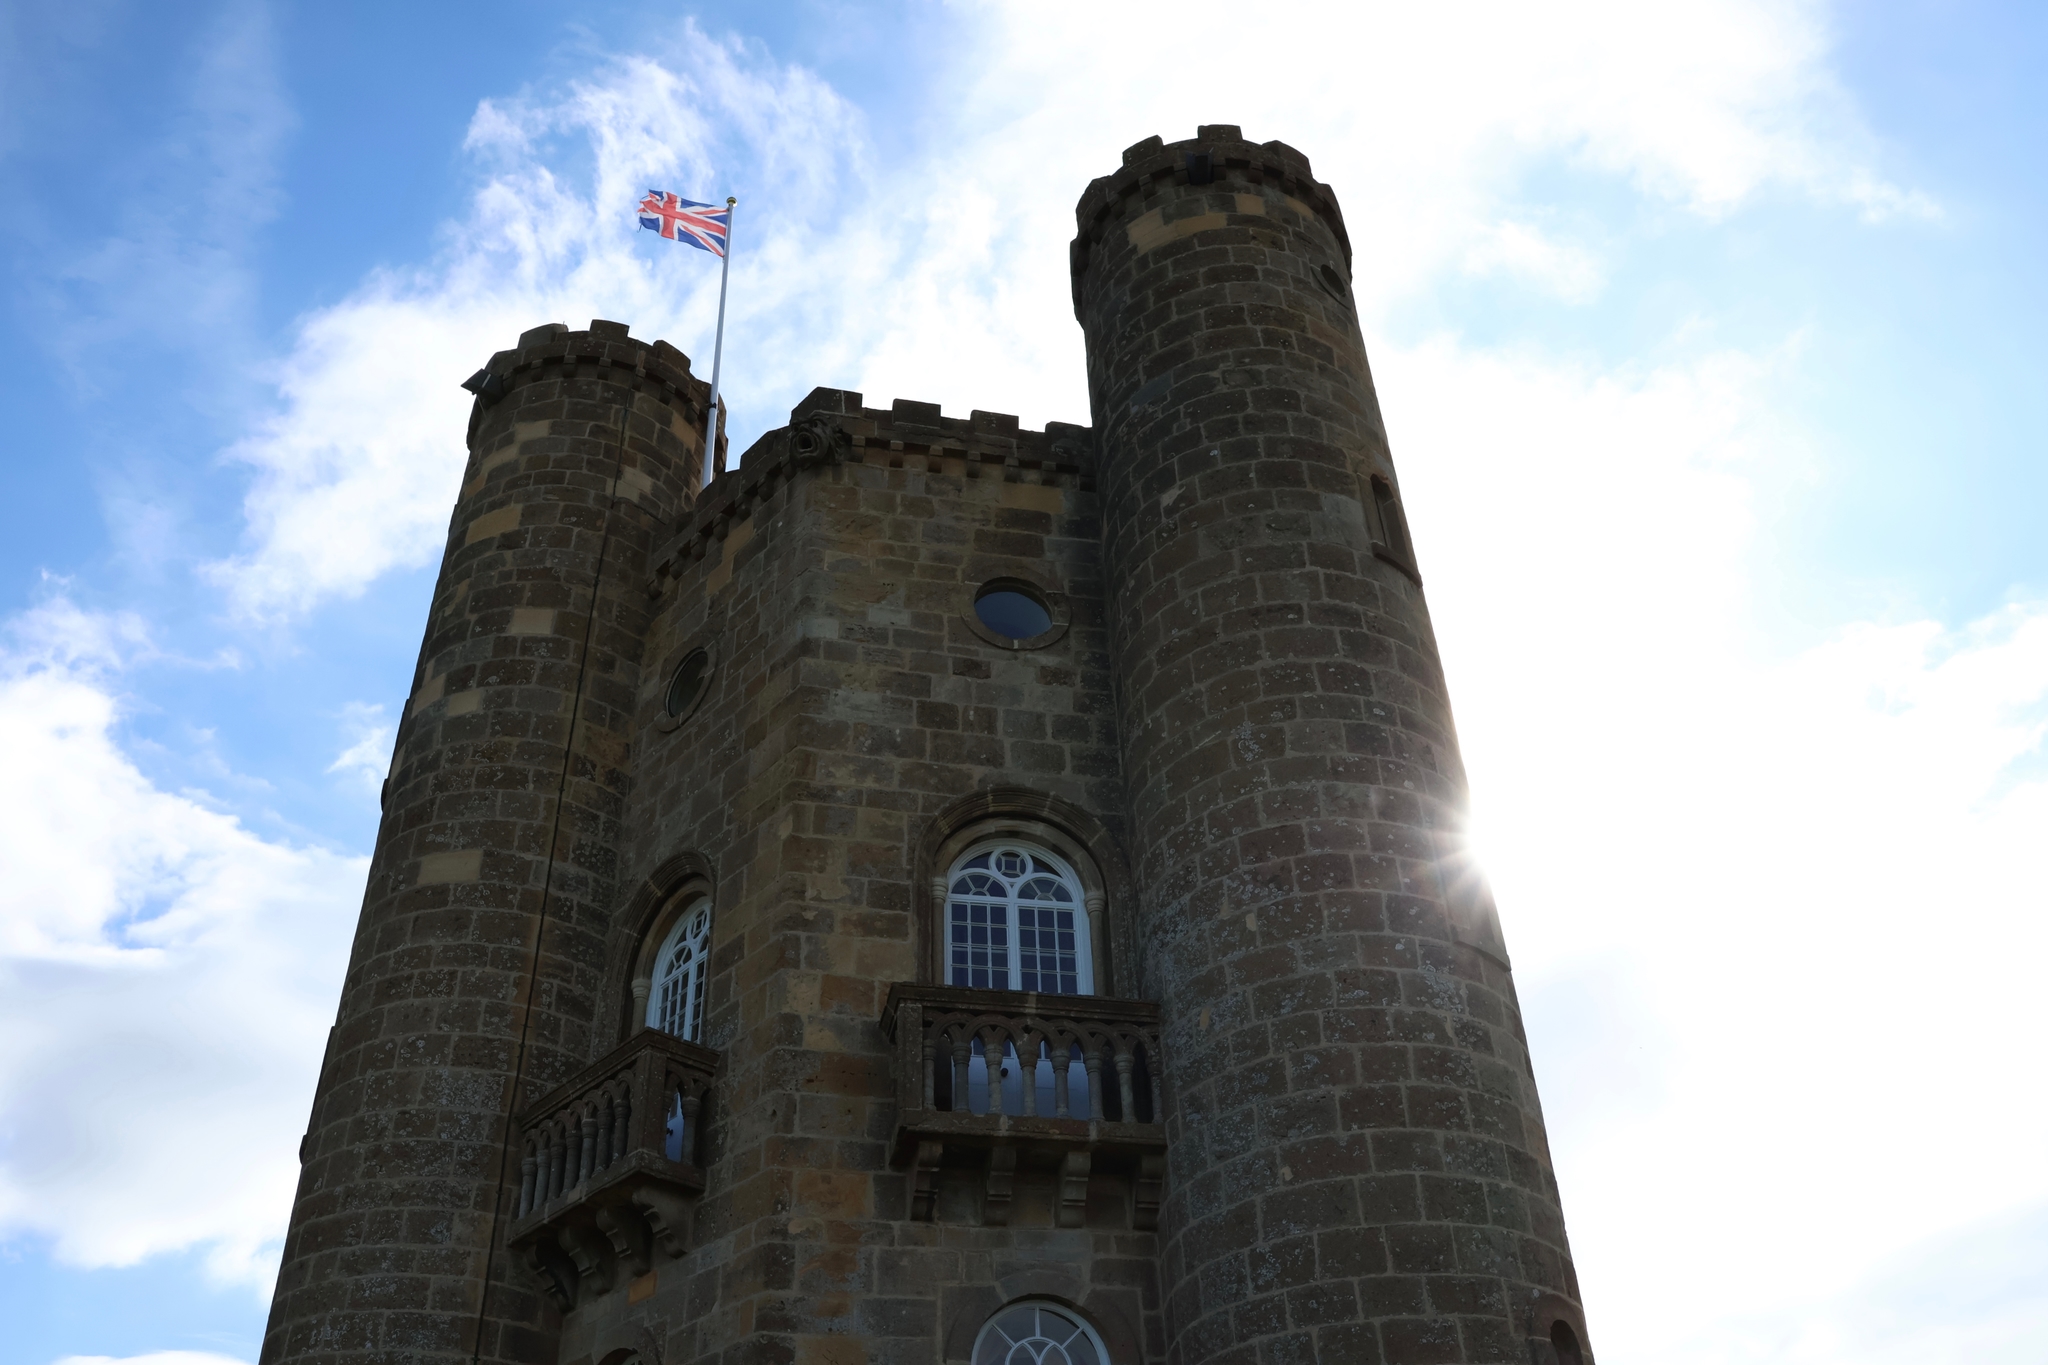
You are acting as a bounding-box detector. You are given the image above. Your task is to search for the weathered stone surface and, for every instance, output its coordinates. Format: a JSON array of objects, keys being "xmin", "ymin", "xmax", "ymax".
[
  {"xmin": 262, "ymin": 325, "xmax": 711, "ymax": 1365},
  {"xmin": 1071, "ymin": 129, "xmax": 1583, "ymax": 1365},
  {"xmin": 264, "ymin": 131, "xmax": 1590, "ymax": 1365}
]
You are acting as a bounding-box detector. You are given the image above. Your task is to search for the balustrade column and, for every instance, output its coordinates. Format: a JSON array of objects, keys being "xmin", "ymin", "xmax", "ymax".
[
  {"xmin": 982, "ymin": 1036, "xmax": 1006, "ymax": 1116},
  {"xmin": 1019, "ymin": 1037, "xmax": 1040, "ymax": 1117},
  {"xmin": 678, "ymin": 1088, "xmax": 701, "ymax": 1161}
]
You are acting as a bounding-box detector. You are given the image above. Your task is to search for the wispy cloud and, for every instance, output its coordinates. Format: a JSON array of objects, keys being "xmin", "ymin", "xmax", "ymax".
[
  {"xmin": 324, "ymin": 701, "xmax": 391, "ymax": 796},
  {"xmin": 202, "ymin": 0, "xmax": 1926, "ymax": 624},
  {"xmin": 0, "ymin": 599, "xmax": 361, "ymax": 1289},
  {"xmin": 20, "ymin": 0, "xmax": 291, "ymax": 377},
  {"xmin": 1461, "ymin": 220, "xmax": 1605, "ymax": 301},
  {"xmin": 1381, "ymin": 336, "xmax": 2048, "ymax": 1359},
  {"xmin": 204, "ymin": 30, "xmax": 871, "ymax": 622},
  {"xmin": 59, "ymin": 1, "xmax": 2016, "ymax": 1352}
]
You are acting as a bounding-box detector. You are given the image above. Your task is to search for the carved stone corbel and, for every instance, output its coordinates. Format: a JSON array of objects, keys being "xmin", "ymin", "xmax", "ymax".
[
  {"xmin": 631, "ymin": 1185, "xmax": 694, "ymax": 1257},
  {"xmin": 594, "ymin": 1201, "xmax": 652, "ymax": 1278},
  {"xmin": 1058, "ymin": 1151, "xmax": 1091, "ymax": 1228},
  {"xmin": 1133, "ymin": 1154, "xmax": 1165, "ymax": 1231},
  {"xmin": 911, "ymin": 1139, "xmax": 945, "ymax": 1222},
  {"xmin": 984, "ymin": 1146, "xmax": 1018, "ymax": 1227},
  {"xmin": 521, "ymin": 1236, "xmax": 579, "ymax": 1311},
  {"xmin": 557, "ymin": 1221, "xmax": 615, "ymax": 1297}
]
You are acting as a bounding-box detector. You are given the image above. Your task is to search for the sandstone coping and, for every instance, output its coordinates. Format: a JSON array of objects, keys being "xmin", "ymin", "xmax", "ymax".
[
  {"xmin": 462, "ymin": 319, "xmax": 722, "ymax": 456},
  {"xmin": 643, "ymin": 386, "xmax": 1095, "ymax": 594},
  {"xmin": 1068, "ymin": 124, "xmax": 1355, "ymax": 313}
]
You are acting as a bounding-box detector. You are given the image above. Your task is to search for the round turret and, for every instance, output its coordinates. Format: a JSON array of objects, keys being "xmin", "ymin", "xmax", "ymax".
[
  {"xmin": 261, "ymin": 321, "xmax": 709, "ymax": 1365},
  {"xmin": 1073, "ymin": 128, "xmax": 1591, "ymax": 1364}
]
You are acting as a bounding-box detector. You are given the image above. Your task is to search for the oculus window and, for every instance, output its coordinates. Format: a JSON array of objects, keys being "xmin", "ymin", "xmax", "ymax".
[
  {"xmin": 973, "ymin": 583, "xmax": 1053, "ymax": 641},
  {"xmin": 664, "ymin": 649, "xmax": 711, "ymax": 722}
]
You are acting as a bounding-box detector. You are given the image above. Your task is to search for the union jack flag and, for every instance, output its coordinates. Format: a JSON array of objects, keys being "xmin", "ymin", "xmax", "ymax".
[{"xmin": 636, "ymin": 191, "xmax": 729, "ymax": 256}]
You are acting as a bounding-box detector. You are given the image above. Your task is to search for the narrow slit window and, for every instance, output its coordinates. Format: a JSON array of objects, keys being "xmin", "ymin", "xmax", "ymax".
[{"xmin": 1371, "ymin": 474, "xmax": 1414, "ymax": 566}]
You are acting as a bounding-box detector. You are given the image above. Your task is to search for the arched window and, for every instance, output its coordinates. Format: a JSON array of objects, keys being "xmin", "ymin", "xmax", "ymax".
[
  {"xmin": 1550, "ymin": 1320, "xmax": 1585, "ymax": 1365},
  {"xmin": 646, "ymin": 897, "xmax": 712, "ymax": 1041},
  {"xmin": 972, "ymin": 1301, "xmax": 1109, "ymax": 1365},
  {"xmin": 947, "ymin": 842, "xmax": 1092, "ymax": 995}
]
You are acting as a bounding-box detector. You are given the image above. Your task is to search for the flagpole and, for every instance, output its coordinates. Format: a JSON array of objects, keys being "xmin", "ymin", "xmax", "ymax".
[{"xmin": 701, "ymin": 195, "xmax": 738, "ymax": 487}]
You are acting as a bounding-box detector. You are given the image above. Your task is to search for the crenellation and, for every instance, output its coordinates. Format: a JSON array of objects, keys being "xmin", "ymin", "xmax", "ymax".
[{"xmin": 266, "ymin": 132, "xmax": 1589, "ymax": 1365}]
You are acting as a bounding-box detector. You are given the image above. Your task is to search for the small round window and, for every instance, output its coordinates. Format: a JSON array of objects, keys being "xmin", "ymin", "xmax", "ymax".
[
  {"xmin": 974, "ymin": 583, "xmax": 1052, "ymax": 641},
  {"xmin": 664, "ymin": 649, "xmax": 710, "ymax": 721}
]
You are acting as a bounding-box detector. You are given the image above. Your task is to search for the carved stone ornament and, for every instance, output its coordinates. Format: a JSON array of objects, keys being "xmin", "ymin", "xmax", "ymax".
[{"xmin": 789, "ymin": 413, "xmax": 851, "ymax": 466}]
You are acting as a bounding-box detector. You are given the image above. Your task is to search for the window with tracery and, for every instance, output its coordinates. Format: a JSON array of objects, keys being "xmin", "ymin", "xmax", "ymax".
[
  {"xmin": 972, "ymin": 1301, "xmax": 1108, "ymax": 1365},
  {"xmin": 947, "ymin": 842, "xmax": 1092, "ymax": 995},
  {"xmin": 647, "ymin": 898, "xmax": 712, "ymax": 1042}
]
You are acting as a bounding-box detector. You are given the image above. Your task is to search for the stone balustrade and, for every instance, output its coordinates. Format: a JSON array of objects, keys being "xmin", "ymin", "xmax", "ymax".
[
  {"xmin": 505, "ymin": 1028, "xmax": 719, "ymax": 1309},
  {"xmin": 882, "ymin": 984, "xmax": 1166, "ymax": 1229}
]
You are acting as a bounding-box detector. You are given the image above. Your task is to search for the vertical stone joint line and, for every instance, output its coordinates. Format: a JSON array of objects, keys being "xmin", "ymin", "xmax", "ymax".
[{"xmin": 468, "ymin": 404, "xmax": 629, "ymax": 1365}]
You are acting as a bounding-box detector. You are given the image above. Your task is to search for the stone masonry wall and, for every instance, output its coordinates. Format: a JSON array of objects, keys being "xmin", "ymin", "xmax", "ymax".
[
  {"xmin": 549, "ymin": 392, "xmax": 1164, "ymax": 1365},
  {"xmin": 1071, "ymin": 129, "xmax": 1589, "ymax": 1364},
  {"xmin": 264, "ymin": 322, "xmax": 709, "ymax": 1365},
  {"xmin": 269, "ymin": 124, "xmax": 1594, "ymax": 1365}
]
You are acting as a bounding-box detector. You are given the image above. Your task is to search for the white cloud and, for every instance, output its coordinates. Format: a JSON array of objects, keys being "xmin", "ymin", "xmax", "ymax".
[
  {"xmin": 0, "ymin": 600, "xmax": 363, "ymax": 1290},
  {"xmin": 324, "ymin": 701, "xmax": 392, "ymax": 796},
  {"xmin": 203, "ymin": 32, "xmax": 873, "ymax": 622},
  {"xmin": 157, "ymin": 2, "xmax": 2040, "ymax": 1355},
  {"xmin": 203, "ymin": 0, "xmax": 1923, "ymax": 623},
  {"xmin": 56, "ymin": 1355, "xmax": 250, "ymax": 1365},
  {"xmin": 1380, "ymin": 336, "xmax": 2048, "ymax": 1361},
  {"xmin": 1461, "ymin": 220, "xmax": 1605, "ymax": 301}
]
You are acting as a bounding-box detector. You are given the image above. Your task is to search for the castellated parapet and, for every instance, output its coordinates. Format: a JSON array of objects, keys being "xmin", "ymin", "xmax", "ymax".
[{"xmin": 264, "ymin": 130, "xmax": 1591, "ymax": 1365}]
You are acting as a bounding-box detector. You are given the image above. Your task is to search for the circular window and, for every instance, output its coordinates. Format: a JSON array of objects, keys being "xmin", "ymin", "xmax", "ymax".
[
  {"xmin": 974, "ymin": 584, "xmax": 1053, "ymax": 641},
  {"xmin": 664, "ymin": 649, "xmax": 711, "ymax": 721}
]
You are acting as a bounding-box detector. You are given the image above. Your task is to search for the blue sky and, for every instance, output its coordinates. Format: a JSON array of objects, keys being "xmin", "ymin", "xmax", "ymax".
[{"xmin": 1, "ymin": 3, "xmax": 2044, "ymax": 1364}]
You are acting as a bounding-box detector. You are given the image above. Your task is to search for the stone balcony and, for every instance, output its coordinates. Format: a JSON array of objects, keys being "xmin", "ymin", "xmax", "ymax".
[
  {"xmin": 505, "ymin": 1029, "xmax": 719, "ymax": 1309},
  {"xmin": 881, "ymin": 983, "xmax": 1167, "ymax": 1229}
]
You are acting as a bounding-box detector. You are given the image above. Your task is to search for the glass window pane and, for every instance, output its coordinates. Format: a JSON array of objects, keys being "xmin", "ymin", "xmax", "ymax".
[
  {"xmin": 974, "ymin": 589, "xmax": 1053, "ymax": 641},
  {"xmin": 648, "ymin": 898, "xmax": 714, "ymax": 1041}
]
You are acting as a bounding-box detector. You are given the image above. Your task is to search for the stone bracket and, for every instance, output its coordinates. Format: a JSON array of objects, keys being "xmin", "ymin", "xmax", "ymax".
[
  {"xmin": 1134, "ymin": 1155, "xmax": 1165, "ymax": 1232},
  {"xmin": 984, "ymin": 1146, "xmax": 1018, "ymax": 1227},
  {"xmin": 910, "ymin": 1139, "xmax": 945, "ymax": 1223},
  {"xmin": 1058, "ymin": 1151, "xmax": 1092, "ymax": 1228}
]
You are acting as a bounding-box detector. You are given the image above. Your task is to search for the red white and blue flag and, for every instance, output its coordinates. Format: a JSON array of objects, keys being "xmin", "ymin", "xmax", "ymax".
[{"xmin": 637, "ymin": 192, "xmax": 729, "ymax": 256}]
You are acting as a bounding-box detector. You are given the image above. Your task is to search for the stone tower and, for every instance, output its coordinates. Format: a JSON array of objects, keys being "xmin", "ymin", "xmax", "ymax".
[
  {"xmin": 1069, "ymin": 126, "xmax": 1585, "ymax": 1364},
  {"xmin": 264, "ymin": 129, "xmax": 1590, "ymax": 1365},
  {"xmin": 261, "ymin": 323, "xmax": 716, "ymax": 1364}
]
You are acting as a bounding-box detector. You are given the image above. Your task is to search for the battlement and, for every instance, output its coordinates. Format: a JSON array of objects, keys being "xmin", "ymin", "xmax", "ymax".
[
  {"xmin": 785, "ymin": 387, "xmax": 1092, "ymax": 467},
  {"xmin": 646, "ymin": 387, "xmax": 1093, "ymax": 592},
  {"xmin": 272, "ymin": 127, "xmax": 1588, "ymax": 1365},
  {"xmin": 462, "ymin": 318, "xmax": 718, "ymax": 448},
  {"xmin": 1069, "ymin": 124, "xmax": 1352, "ymax": 307}
]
